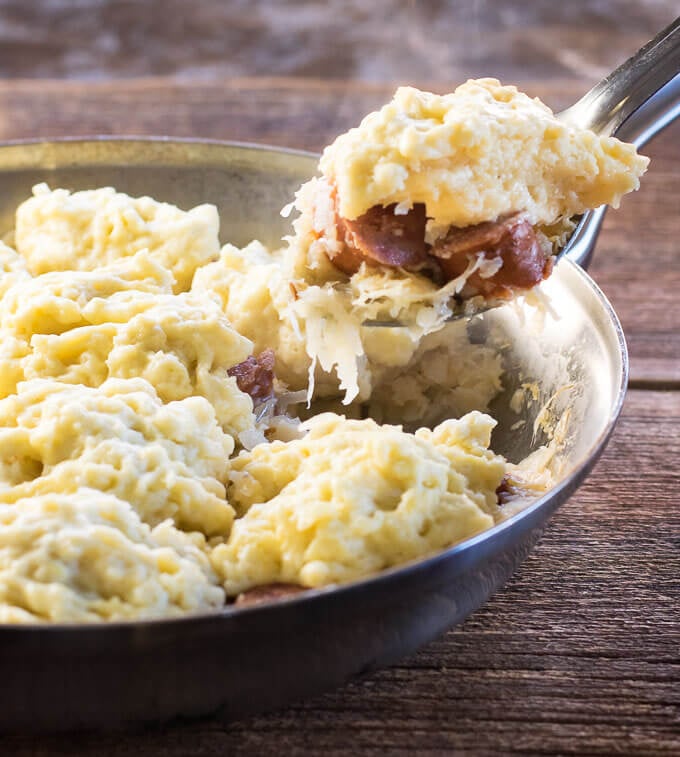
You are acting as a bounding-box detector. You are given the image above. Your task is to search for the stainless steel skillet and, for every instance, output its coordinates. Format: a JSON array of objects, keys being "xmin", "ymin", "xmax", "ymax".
[{"xmin": 0, "ymin": 60, "xmax": 677, "ymax": 734}]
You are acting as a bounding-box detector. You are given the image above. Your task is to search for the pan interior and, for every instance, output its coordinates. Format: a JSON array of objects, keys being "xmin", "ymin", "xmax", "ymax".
[{"xmin": 484, "ymin": 264, "xmax": 624, "ymax": 472}]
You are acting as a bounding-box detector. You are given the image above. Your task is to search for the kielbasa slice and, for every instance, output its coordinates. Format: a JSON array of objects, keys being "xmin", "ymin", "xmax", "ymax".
[
  {"xmin": 430, "ymin": 214, "xmax": 552, "ymax": 299},
  {"xmin": 235, "ymin": 583, "xmax": 307, "ymax": 607},
  {"xmin": 326, "ymin": 195, "xmax": 553, "ymax": 299},
  {"xmin": 332, "ymin": 202, "xmax": 429, "ymax": 275},
  {"xmin": 228, "ymin": 349, "xmax": 276, "ymax": 402}
]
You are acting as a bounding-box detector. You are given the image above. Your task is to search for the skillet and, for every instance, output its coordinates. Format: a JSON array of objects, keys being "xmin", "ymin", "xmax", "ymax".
[{"xmin": 0, "ymin": 69, "xmax": 677, "ymax": 731}]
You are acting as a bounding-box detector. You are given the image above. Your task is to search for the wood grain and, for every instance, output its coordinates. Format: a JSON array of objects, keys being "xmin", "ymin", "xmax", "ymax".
[
  {"xmin": 0, "ymin": 0, "xmax": 675, "ymax": 82},
  {"xmin": 4, "ymin": 390, "xmax": 679, "ymax": 753}
]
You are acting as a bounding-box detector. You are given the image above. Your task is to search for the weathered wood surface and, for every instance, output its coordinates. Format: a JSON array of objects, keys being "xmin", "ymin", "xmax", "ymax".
[
  {"xmin": 0, "ymin": 0, "xmax": 675, "ymax": 82},
  {"xmin": 0, "ymin": 72, "xmax": 677, "ymax": 754}
]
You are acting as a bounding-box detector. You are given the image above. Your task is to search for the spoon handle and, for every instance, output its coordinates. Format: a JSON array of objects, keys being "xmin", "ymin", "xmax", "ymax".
[
  {"xmin": 560, "ymin": 18, "xmax": 679, "ymax": 270},
  {"xmin": 560, "ymin": 17, "xmax": 680, "ymax": 143},
  {"xmin": 614, "ymin": 74, "xmax": 680, "ymax": 147}
]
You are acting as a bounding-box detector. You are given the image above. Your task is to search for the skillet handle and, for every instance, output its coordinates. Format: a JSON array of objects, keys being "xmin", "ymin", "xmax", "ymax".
[
  {"xmin": 562, "ymin": 21, "xmax": 680, "ymax": 270},
  {"xmin": 559, "ymin": 17, "xmax": 680, "ymax": 139},
  {"xmin": 614, "ymin": 73, "xmax": 680, "ymax": 147}
]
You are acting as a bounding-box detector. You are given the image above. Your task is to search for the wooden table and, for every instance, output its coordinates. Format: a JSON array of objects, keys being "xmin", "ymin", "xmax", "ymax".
[{"xmin": 1, "ymin": 73, "xmax": 678, "ymax": 754}]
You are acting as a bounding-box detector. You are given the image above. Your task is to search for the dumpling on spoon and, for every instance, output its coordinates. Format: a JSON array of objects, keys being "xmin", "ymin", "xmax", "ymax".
[{"xmin": 290, "ymin": 79, "xmax": 648, "ymax": 306}]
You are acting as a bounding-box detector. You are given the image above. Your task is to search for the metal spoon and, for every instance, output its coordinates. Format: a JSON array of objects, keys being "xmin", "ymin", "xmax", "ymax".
[{"xmin": 365, "ymin": 17, "xmax": 680, "ymax": 327}]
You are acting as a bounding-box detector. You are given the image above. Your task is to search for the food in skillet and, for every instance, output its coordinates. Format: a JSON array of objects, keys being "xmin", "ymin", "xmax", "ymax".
[{"xmin": 0, "ymin": 81, "xmax": 647, "ymax": 623}]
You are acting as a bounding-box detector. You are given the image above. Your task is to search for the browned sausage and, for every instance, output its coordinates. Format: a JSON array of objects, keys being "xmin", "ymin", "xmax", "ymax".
[
  {"xmin": 431, "ymin": 214, "xmax": 553, "ymax": 299},
  {"xmin": 227, "ymin": 349, "xmax": 276, "ymax": 402},
  {"xmin": 327, "ymin": 191, "xmax": 553, "ymax": 298},
  {"xmin": 331, "ymin": 202, "xmax": 429, "ymax": 275},
  {"xmin": 495, "ymin": 474, "xmax": 529, "ymax": 505},
  {"xmin": 234, "ymin": 583, "xmax": 307, "ymax": 607}
]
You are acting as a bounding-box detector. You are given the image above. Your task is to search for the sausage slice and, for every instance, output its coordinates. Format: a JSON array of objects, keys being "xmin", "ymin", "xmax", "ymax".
[
  {"xmin": 326, "ymin": 193, "xmax": 553, "ymax": 299},
  {"xmin": 431, "ymin": 214, "xmax": 553, "ymax": 299},
  {"xmin": 228, "ymin": 349, "xmax": 276, "ymax": 402},
  {"xmin": 331, "ymin": 202, "xmax": 429, "ymax": 275},
  {"xmin": 235, "ymin": 583, "xmax": 307, "ymax": 607}
]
